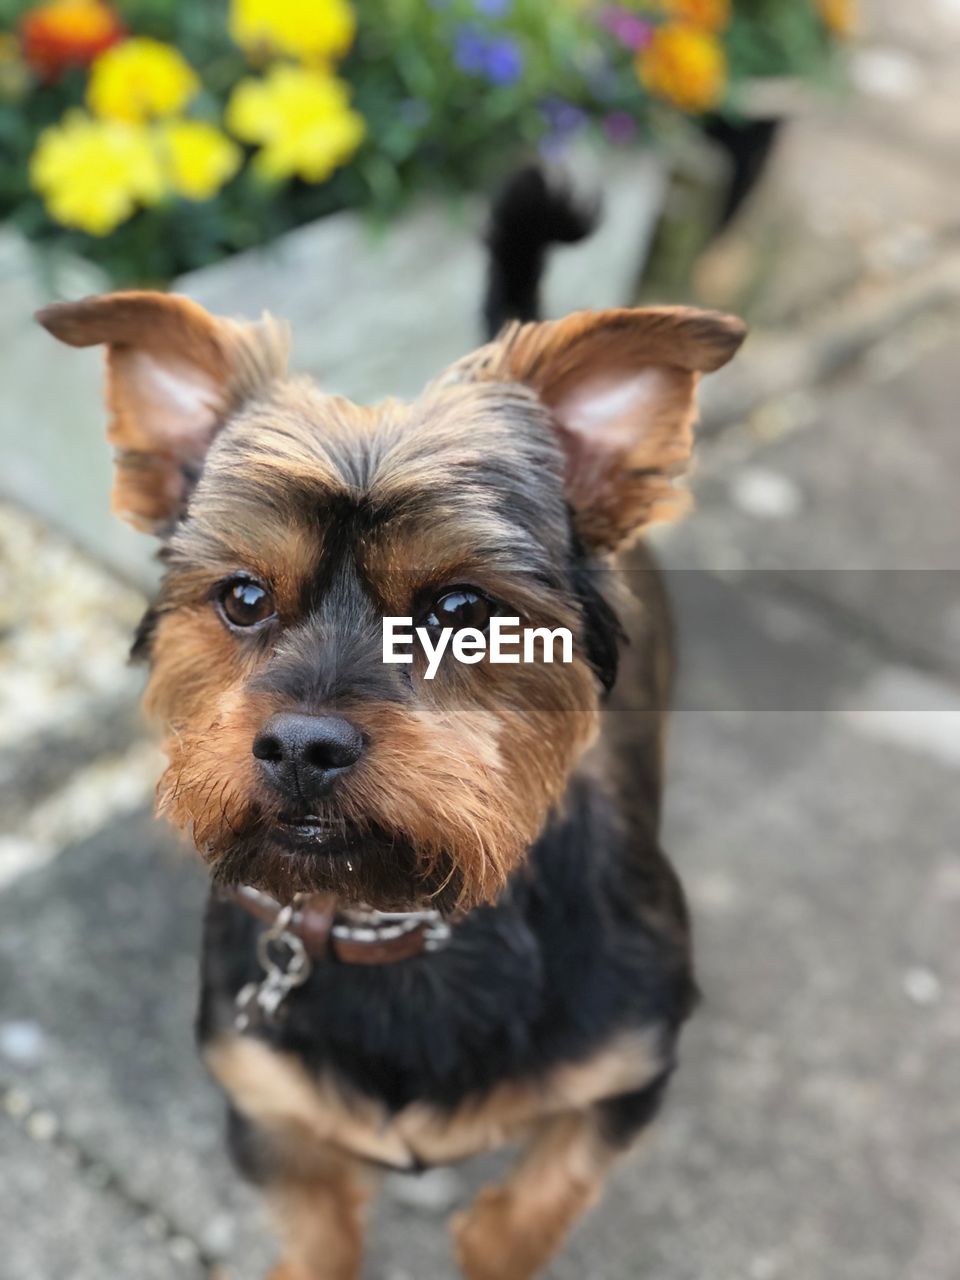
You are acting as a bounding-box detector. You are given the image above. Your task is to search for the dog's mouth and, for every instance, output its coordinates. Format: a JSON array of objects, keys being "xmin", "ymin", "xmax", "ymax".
[
  {"xmin": 270, "ymin": 813, "xmax": 378, "ymax": 862},
  {"xmin": 276, "ymin": 813, "xmax": 338, "ymax": 845},
  {"xmin": 211, "ymin": 814, "xmax": 461, "ymax": 912}
]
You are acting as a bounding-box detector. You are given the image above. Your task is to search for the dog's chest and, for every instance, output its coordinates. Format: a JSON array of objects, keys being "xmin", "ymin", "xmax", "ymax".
[{"xmin": 206, "ymin": 1029, "xmax": 662, "ymax": 1170}]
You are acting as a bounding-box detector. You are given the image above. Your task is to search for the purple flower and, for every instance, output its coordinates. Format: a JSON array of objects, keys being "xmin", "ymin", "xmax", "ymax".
[
  {"xmin": 539, "ymin": 97, "xmax": 586, "ymax": 162},
  {"xmin": 454, "ymin": 25, "xmax": 524, "ymax": 85},
  {"xmin": 541, "ymin": 96, "xmax": 587, "ymax": 138},
  {"xmin": 603, "ymin": 110, "xmax": 637, "ymax": 145},
  {"xmin": 475, "ymin": 0, "xmax": 512, "ymax": 15},
  {"xmin": 454, "ymin": 25, "xmax": 490, "ymax": 75},
  {"xmin": 599, "ymin": 7, "xmax": 654, "ymax": 51},
  {"xmin": 484, "ymin": 35, "xmax": 524, "ymax": 85}
]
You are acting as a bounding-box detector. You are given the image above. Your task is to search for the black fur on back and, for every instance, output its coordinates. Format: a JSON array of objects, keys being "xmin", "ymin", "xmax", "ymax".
[{"xmin": 483, "ymin": 164, "xmax": 600, "ymax": 338}]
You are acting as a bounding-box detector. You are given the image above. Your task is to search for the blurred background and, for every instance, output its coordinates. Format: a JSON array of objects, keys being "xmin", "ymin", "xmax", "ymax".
[{"xmin": 1, "ymin": 2, "xmax": 958, "ymax": 1278}]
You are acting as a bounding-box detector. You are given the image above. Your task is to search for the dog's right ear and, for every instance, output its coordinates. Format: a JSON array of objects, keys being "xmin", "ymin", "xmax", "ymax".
[
  {"xmin": 441, "ymin": 305, "xmax": 745, "ymax": 552},
  {"xmin": 37, "ymin": 291, "xmax": 288, "ymax": 535}
]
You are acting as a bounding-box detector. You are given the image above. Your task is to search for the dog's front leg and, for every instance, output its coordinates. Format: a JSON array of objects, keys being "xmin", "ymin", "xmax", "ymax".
[
  {"xmin": 265, "ymin": 1151, "xmax": 377, "ymax": 1280},
  {"xmin": 451, "ymin": 1109, "xmax": 619, "ymax": 1280}
]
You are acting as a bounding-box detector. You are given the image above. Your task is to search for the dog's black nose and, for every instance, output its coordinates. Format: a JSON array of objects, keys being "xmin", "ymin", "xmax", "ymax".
[{"xmin": 252, "ymin": 713, "xmax": 363, "ymax": 802}]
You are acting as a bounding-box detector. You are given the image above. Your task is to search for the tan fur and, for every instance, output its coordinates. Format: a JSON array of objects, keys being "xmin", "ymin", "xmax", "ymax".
[
  {"xmin": 153, "ymin": 686, "xmax": 277, "ymax": 860},
  {"xmin": 452, "ymin": 1111, "xmax": 618, "ymax": 1280},
  {"xmin": 207, "ymin": 1033, "xmax": 653, "ymax": 1280},
  {"xmin": 205, "ymin": 1028, "xmax": 663, "ymax": 1171},
  {"xmin": 264, "ymin": 1153, "xmax": 377, "ymax": 1280}
]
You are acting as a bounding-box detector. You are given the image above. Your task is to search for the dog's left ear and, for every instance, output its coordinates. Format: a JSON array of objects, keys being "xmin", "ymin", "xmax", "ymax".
[
  {"xmin": 37, "ymin": 291, "xmax": 288, "ymax": 535},
  {"xmin": 466, "ymin": 306, "xmax": 746, "ymax": 551}
]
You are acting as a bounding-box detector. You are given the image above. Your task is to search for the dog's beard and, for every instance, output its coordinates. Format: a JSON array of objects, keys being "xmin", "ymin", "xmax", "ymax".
[
  {"xmin": 202, "ymin": 815, "xmax": 463, "ymax": 912},
  {"xmin": 154, "ymin": 696, "xmax": 574, "ymax": 910}
]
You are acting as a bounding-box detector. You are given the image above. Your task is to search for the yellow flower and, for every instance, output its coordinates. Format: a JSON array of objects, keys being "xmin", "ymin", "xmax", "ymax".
[
  {"xmin": 226, "ymin": 64, "xmax": 365, "ymax": 183},
  {"xmin": 816, "ymin": 0, "xmax": 857, "ymax": 37},
  {"xmin": 30, "ymin": 109, "xmax": 164, "ymax": 235},
  {"xmin": 157, "ymin": 120, "xmax": 242, "ymax": 201},
  {"xmin": 638, "ymin": 23, "xmax": 726, "ymax": 114},
  {"xmin": 663, "ymin": 0, "xmax": 730, "ymax": 32},
  {"xmin": 88, "ymin": 37, "xmax": 199, "ymax": 123},
  {"xmin": 229, "ymin": 0, "xmax": 356, "ymax": 63}
]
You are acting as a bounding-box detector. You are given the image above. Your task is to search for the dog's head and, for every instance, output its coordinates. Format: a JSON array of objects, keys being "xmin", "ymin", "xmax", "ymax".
[{"xmin": 39, "ymin": 292, "xmax": 744, "ymax": 909}]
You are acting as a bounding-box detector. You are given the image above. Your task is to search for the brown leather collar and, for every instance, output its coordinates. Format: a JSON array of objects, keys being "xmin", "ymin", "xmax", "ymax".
[{"xmin": 225, "ymin": 886, "xmax": 454, "ymax": 965}]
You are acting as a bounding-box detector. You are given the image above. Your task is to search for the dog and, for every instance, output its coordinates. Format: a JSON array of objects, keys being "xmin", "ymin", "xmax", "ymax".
[{"xmin": 38, "ymin": 167, "xmax": 745, "ymax": 1280}]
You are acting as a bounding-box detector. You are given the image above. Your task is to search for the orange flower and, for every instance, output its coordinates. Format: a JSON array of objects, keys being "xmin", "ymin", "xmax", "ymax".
[
  {"xmin": 665, "ymin": 0, "xmax": 730, "ymax": 32},
  {"xmin": 816, "ymin": 0, "xmax": 858, "ymax": 37},
  {"xmin": 20, "ymin": 0, "xmax": 124, "ymax": 81},
  {"xmin": 638, "ymin": 22, "xmax": 726, "ymax": 114}
]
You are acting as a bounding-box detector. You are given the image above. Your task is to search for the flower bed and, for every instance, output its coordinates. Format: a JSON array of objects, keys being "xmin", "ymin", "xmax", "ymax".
[{"xmin": 0, "ymin": 0, "xmax": 851, "ymax": 286}]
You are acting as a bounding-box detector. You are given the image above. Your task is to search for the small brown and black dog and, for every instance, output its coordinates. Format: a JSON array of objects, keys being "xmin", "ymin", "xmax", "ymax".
[{"xmin": 39, "ymin": 171, "xmax": 744, "ymax": 1279}]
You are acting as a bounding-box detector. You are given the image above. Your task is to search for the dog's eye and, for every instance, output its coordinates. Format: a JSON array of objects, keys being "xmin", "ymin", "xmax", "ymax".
[
  {"xmin": 217, "ymin": 578, "xmax": 276, "ymax": 629},
  {"xmin": 423, "ymin": 589, "xmax": 493, "ymax": 633}
]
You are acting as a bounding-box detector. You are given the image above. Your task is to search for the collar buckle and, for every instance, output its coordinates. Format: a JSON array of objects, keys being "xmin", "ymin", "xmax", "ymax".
[{"xmin": 234, "ymin": 898, "xmax": 313, "ymax": 1033}]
